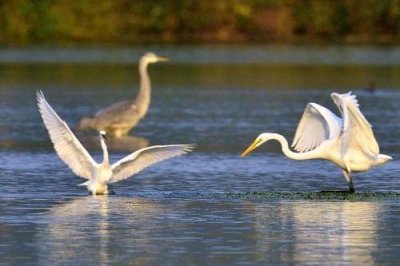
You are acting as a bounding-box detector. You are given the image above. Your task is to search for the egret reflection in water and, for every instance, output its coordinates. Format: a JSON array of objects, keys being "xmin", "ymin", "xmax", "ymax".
[
  {"xmin": 38, "ymin": 196, "xmax": 162, "ymax": 264},
  {"xmin": 253, "ymin": 201, "xmax": 380, "ymax": 264}
]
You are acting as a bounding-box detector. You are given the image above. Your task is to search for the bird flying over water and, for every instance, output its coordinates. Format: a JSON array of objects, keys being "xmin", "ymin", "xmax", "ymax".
[
  {"xmin": 37, "ymin": 91, "xmax": 193, "ymax": 195},
  {"xmin": 77, "ymin": 52, "xmax": 169, "ymax": 138},
  {"xmin": 241, "ymin": 92, "xmax": 392, "ymax": 193}
]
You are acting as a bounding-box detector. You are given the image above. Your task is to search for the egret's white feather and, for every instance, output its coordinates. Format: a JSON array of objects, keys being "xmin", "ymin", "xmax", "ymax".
[
  {"xmin": 331, "ymin": 92, "xmax": 379, "ymax": 158},
  {"xmin": 37, "ymin": 90, "xmax": 193, "ymax": 195},
  {"xmin": 242, "ymin": 91, "xmax": 391, "ymax": 192},
  {"xmin": 110, "ymin": 144, "xmax": 194, "ymax": 183},
  {"xmin": 292, "ymin": 103, "xmax": 342, "ymax": 152},
  {"xmin": 37, "ymin": 91, "xmax": 96, "ymax": 179}
]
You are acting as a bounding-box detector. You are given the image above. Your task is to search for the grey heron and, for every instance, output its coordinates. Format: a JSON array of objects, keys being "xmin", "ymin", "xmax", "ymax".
[{"xmin": 77, "ymin": 52, "xmax": 169, "ymax": 138}]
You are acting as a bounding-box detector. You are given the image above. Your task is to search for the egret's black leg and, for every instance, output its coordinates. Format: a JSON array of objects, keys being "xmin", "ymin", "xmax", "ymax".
[{"xmin": 343, "ymin": 170, "xmax": 355, "ymax": 193}]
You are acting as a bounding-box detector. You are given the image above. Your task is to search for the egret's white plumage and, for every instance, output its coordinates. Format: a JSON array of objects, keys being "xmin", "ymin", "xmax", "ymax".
[
  {"xmin": 241, "ymin": 92, "xmax": 392, "ymax": 192},
  {"xmin": 37, "ymin": 91, "xmax": 194, "ymax": 195}
]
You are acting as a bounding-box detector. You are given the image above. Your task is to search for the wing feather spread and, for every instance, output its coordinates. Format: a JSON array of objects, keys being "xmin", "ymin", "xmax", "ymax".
[
  {"xmin": 37, "ymin": 91, "xmax": 96, "ymax": 179},
  {"xmin": 331, "ymin": 91, "xmax": 379, "ymax": 158},
  {"xmin": 110, "ymin": 144, "xmax": 194, "ymax": 183},
  {"xmin": 292, "ymin": 103, "xmax": 342, "ymax": 152}
]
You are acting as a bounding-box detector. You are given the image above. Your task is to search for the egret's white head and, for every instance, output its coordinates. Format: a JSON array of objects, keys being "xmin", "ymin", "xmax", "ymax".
[
  {"xmin": 140, "ymin": 52, "xmax": 169, "ymax": 65},
  {"xmin": 241, "ymin": 133, "xmax": 272, "ymax": 157},
  {"xmin": 99, "ymin": 130, "xmax": 107, "ymax": 141}
]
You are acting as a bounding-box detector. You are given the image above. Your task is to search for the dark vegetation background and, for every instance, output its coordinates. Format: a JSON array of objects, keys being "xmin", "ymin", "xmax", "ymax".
[{"xmin": 1, "ymin": 0, "xmax": 400, "ymax": 44}]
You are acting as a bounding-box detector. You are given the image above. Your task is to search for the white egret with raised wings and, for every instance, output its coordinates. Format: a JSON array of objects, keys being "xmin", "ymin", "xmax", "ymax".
[
  {"xmin": 37, "ymin": 91, "xmax": 193, "ymax": 195},
  {"xmin": 241, "ymin": 92, "xmax": 392, "ymax": 193},
  {"xmin": 77, "ymin": 52, "xmax": 169, "ymax": 138}
]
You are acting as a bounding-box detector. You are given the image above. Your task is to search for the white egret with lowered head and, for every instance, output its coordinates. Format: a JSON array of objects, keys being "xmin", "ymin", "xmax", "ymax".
[
  {"xmin": 37, "ymin": 91, "xmax": 194, "ymax": 195},
  {"xmin": 241, "ymin": 92, "xmax": 392, "ymax": 193},
  {"xmin": 77, "ymin": 52, "xmax": 169, "ymax": 138}
]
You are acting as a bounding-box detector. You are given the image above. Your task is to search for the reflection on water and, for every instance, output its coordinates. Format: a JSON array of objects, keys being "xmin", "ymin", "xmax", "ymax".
[
  {"xmin": 2, "ymin": 64, "xmax": 400, "ymax": 91},
  {"xmin": 39, "ymin": 197, "xmax": 161, "ymax": 264},
  {"xmin": 21, "ymin": 197, "xmax": 391, "ymax": 265},
  {"xmin": 2, "ymin": 45, "xmax": 400, "ymax": 65},
  {"xmin": 254, "ymin": 201, "xmax": 379, "ymax": 264},
  {"xmin": 0, "ymin": 135, "xmax": 150, "ymax": 152},
  {"xmin": 78, "ymin": 135, "xmax": 149, "ymax": 152}
]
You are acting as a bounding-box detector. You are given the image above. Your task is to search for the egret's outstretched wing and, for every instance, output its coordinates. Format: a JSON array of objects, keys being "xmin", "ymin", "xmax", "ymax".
[
  {"xmin": 110, "ymin": 144, "xmax": 194, "ymax": 183},
  {"xmin": 331, "ymin": 91, "xmax": 379, "ymax": 157},
  {"xmin": 292, "ymin": 103, "xmax": 342, "ymax": 152},
  {"xmin": 37, "ymin": 91, "xmax": 96, "ymax": 179}
]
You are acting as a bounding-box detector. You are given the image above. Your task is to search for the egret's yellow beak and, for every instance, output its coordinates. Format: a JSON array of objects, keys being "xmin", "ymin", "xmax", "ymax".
[
  {"xmin": 241, "ymin": 138, "xmax": 262, "ymax": 157},
  {"xmin": 157, "ymin": 55, "xmax": 169, "ymax": 62}
]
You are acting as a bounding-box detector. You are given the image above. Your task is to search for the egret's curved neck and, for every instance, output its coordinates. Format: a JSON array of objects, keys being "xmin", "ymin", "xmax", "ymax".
[
  {"xmin": 100, "ymin": 138, "xmax": 109, "ymax": 165},
  {"xmin": 135, "ymin": 60, "xmax": 151, "ymax": 118},
  {"xmin": 270, "ymin": 133, "xmax": 321, "ymax": 160}
]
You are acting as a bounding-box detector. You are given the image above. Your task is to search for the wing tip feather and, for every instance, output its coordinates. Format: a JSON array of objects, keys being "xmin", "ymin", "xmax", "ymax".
[
  {"xmin": 36, "ymin": 90, "xmax": 45, "ymax": 104},
  {"xmin": 182, "ymin": 144, "xmax": 196, "ymax": 153}
]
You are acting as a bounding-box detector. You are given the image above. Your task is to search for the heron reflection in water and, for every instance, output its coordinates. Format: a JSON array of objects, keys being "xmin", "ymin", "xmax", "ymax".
[
  {"xmin": 77, "ymin": 52, "xmax": 169, "ymax": 138},
  {"xmin": 37, "ymin": 91, "xmax": 194, "ymax": 195}
]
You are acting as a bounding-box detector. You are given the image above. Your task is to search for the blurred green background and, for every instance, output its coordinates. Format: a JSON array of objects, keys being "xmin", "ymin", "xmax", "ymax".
[{"xmin": 1, "ymin": 0, "xmax": 400, "ymax": 44}]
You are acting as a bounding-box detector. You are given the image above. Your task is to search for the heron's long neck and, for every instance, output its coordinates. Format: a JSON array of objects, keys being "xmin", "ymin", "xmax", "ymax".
[
  {"xmin": 135, "ymin": 61, "xmax": 151, "ymax": 118},
  {"xmin": 100, "ymin": 138, "xmax": 109, "ymax": 165},
  {"xmin": 271, "ymin": 133, "xmax": 321, "ymax": 160}
]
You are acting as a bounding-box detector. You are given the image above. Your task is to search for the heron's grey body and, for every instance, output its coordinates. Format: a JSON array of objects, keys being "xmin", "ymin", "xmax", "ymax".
[
  {"xmin": 77, "ymin": 52, "xmax": 168, "ymax": 138},
  {"xmin": 37, "ymin": 91, "xmax": 194, "ymax": 195}
]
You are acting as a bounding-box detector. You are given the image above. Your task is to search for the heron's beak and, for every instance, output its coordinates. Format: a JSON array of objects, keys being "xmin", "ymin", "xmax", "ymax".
[
  {"xmin": 157, "ymin": 55, "xmax": 169, "ymax": 62},
  {"xmin": 241, "ymin": 138, "xmax": 262, "ymax": 157}
]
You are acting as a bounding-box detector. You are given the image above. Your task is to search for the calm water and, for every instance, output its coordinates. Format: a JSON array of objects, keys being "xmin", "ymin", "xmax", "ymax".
[{"xmin": 1, "ymin": 45, "xmax": 400, "ymax": 265}]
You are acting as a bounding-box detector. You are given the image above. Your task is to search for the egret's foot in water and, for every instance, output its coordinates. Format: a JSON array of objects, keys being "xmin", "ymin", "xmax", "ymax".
[
  {"xmin": 97, "ymin": 190, "xmax": 115, "ymax": 195},
  {"xmin": 88, "ymin": 190, "xmax": 116, "ymax": 195}
]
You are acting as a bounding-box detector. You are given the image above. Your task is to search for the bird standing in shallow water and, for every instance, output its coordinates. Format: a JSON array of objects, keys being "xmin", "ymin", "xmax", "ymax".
[
  {"xmin": 37, "ymin": 91, "xmax": 194, "ymax": 195},
  {"xmin": 241, "ymin": 92, "xmax": 392, "ymax": 193},
  {"xmin": 77, "ymin": 52, "xmax": 169, "ymax": 138}
]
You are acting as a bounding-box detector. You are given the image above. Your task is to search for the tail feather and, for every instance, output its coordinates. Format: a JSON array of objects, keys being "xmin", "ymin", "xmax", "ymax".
[
  {"xmin": 79, "ymin": 180, "xmax": 91, "ymax": 186},
  {"xmin": 375, "ymin": 154, "xmax": 393, "ymax": 166},
  {"xmin": 377, "ymin": 154, "xmax": 393, "ymax": 161},
  {"xmin": 76, "ymin": 117, "xmax": 93, "ymax": 130}
]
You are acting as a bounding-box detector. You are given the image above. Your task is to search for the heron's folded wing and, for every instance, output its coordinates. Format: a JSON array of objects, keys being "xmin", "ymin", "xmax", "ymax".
[
  {"xmin": 332, "ymin": 92, "xmax": 379, "ymax": 157},
  {"xmin": 110, "ymin": 144, "xmax": 194, "ymax": 183},
  {"xmin": 292, "ymin": 103, "xmax": 342, "ymax": 152},
  {"xmin": 94, "ymin": 100, "xmax": 137, "ymax": 118},
  {"xmin": 37, "ymin": 91, "xmax": 96, "ymax": 179},
  {"xmin": 90, "ymin": 100, "xmax": 140, "ymax": 129}
]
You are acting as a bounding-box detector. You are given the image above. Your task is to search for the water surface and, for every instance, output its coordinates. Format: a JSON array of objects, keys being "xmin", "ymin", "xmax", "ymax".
[{"xmin": 0, "ymin": 45, "xmax": 400, "ymax": 265}]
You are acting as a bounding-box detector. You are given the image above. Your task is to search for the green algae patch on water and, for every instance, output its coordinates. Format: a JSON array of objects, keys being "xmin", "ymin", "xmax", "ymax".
[
  {"xmin": 224, "ymin": 191, "xmax": 400, "ymax": 201},
  {"xmin": 158, "ymin": 191, "xmax": 400, "ymax": 201}
]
